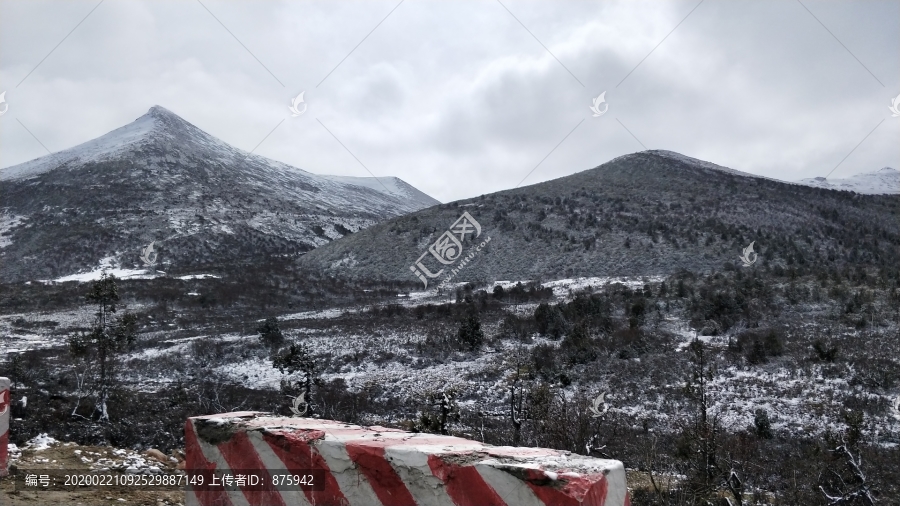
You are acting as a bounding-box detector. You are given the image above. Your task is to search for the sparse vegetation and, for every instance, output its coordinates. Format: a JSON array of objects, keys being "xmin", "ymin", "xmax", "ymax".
[
  {"xmin": 2, "ymin": 151, "xmax": 899, "ymax": 504},
  {"xmin": 67, "ymin": 273, "xmax": 137, "ymax": 421}
]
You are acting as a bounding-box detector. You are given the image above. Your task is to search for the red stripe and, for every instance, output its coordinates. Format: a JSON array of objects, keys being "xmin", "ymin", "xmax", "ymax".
[
  {"xmin": 345, "ymin": 443, "xmax": 416, "ymax": 506},
  {"xmin": 427, "ymin": 454, "xmax": 508, "ymax": 506},
  {"xmin": 217, "ymin": 431, "xmax": 286, "ymax": 506},
  {"xmin": 523, "ymin": 469, "xmax": 610, "ymax": 506},
  {"xmin": 184, "ymin": 420, "xmax": 234, "ymax": 506},
  {"xmin": 262, "ymin": 429, "xmax": 348, "ymax": 506},
  {"xmin": 0, "ymin": 431, "xmax": 8, "ymax": 477}
]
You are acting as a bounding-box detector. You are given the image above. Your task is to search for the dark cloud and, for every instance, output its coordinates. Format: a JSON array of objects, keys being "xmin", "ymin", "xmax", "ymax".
[{"xmin": 1, "ymin": 0, "xmax": 897, "ymax": 202}]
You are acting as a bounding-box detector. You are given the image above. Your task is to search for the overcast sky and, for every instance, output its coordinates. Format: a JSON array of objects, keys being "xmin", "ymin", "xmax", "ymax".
[{"xmin": 1, "ymin": 0, "xmax": 898, "ymax": 202}]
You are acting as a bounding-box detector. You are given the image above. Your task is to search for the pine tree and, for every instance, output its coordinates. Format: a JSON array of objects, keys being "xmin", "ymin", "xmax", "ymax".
[
  {"xmin": 272, "ymin": 341, "xmax": 317, "ymax": 414},
  {"xmin": 257, "ymin": 317, "xmax": 285, "ymax": 350},
  {"xmin": 457, "ymin": 312, "xmax": 484, "ymax": 351},
  {"xmin": 68, "ymin": 273, "xmax": 136, "ymax": 421}
]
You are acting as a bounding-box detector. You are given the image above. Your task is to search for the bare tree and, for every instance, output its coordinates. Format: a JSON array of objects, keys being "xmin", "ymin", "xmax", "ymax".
[
  {"xmin": 418, "ymin": 388, "xmax": 459, "ymax": 435},
  {"xmin": 684, "ymin": 338, "xmax": 718, "ymax": 488},
  {"xmin": 507, "ymin": 347, "xmax": 530, "ymax": 446},
  {"xmin": 677, "ymin": 337, "xmax": 750, "ymax": 503},
  {"xmin": 819, "ymin": 443, "xmax": 876, "ymax": 505},
  {"xmin": 819, "ymin": 412, "xmax": 877, "ymax": 506}
]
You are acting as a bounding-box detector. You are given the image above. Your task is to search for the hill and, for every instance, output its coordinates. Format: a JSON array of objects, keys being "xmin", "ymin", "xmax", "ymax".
[
  {"xmin": 299, "ymin": 150, "xmax": 900, "ymax": 286},
  {"xmin": 0, "ymin": 106, "xmax": 438, "ymax": 282}
]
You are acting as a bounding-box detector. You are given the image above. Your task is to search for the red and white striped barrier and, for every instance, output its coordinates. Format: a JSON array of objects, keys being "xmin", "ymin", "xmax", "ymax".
[
  {"xmin": 185, "ymin": 412, "xmax": 629, "ymax": 506},
  {"xmin": 0, "ymin": 377, "xmax": 9, "ymax": 477}
]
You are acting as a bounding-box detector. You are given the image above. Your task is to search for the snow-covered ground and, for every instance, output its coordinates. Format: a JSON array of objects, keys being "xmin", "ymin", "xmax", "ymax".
[
  {"xmin": 797, "ymin": 167, "xmax": 899, "ymax": 195},
  {"xmin": 117, "ymin": 302, "xmax": 900, "ymax": 445},
  {"xmin": 175, "ymin": 274, "xmax": 220, "ymax": 280},
  {"xmin": 9, "ymin": 433, "xmax": 181, "ymax": 474},
  {"xmin": 39, "ymin": 256, "xmax": 163, "ymax": 283},
  {"xmin": 5, "ymin": 274, "xmax": 899, "ymax": 447},
  {"xmin": 52, "ymin": 268, "xmax": 162, "ymax": 283}
]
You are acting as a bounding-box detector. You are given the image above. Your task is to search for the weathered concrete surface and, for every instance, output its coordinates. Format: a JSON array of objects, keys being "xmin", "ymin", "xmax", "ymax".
[{"xmin": 185, "ymin": 411, "xmax": 629, "ymax": 506}]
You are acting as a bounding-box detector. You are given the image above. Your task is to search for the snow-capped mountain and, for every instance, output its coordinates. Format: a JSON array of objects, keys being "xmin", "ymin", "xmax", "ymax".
[
  {"xmin": 318, "ymin": 174, "xmax": 440, "ymax": 210},
  {"xmin": 796, "ymin": 167, "xmax": 899, "ymax": 195},
  {"xmin": 0, "ymin": 106, "xmax": 439, "ymax": 282}
]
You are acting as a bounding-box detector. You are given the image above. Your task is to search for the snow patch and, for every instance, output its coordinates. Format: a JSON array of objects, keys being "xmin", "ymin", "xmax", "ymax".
[
  {"xmin": 26, "ymin": 433, "xmax": 60, "ymax": 451},
  {"xmin": 54, "ymin": 268, "xmax": 162, "ymax": 283},
  {"xmin": 797, "ymin": 167, "xmax": 899, "ymax": 195},
  {"xmin": 0, "ymin": 213, "xmax": 26, "ymax": 248},
  {"xmin": 176, "ymin": 274, "xmax": 221, "ymax": 280}
]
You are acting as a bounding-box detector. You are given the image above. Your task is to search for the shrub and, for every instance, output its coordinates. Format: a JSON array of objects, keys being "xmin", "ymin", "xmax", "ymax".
[
  {"xmin": 256, "ymin": 317, "xmax": 285, "ymax": 350},
  {"xmin": 733, "ymin": 329, "xmax": 784, "ymax": 365},
  {"xmin": 457, "ymin": 313, "xmax": 484, "ymax": 351},
  {"xmin": 534, "ymin": 303, "xmax": 568, "ymax": 339},
  {"xmin": 560, "ymin": 324, "xmax": 597, "ymax": 365},
  {"xmin": 531, "ymin": 343, "xmax": 557, "ymax": 378},
  {"xmin": 754, "ymin": 409, "xmax": 773, "ymax": 439},
  {"xmin": 813, "ymin": 340, "xmax": 839, "ymax": 362}
]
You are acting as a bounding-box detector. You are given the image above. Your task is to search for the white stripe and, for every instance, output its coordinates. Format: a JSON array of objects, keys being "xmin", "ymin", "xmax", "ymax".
[
  {"xmin": 246, "ymin": 430, "xmax": 312, "ymax": 506},
  {"xmin": 306, "ymin": 426, "xmax": 482, "ymax": 505},
  {"xmin": 0, "ymin": 386, "xmax": 9, "ymax": 436},
  {"xmin": 184, "ymin": 488, "xmax": 199, "ymax": 506},
  {"xmin": 383, "ymin": 446, "xmax": 458, "ymax": 506},
  {"xmin": 476, "ymin": 464, "xmax": 546, "ymax": 506},
  {"xmin": 602, "ymin": 461, "xmax": 629, "ymax": 506},
  {"xmin": 316, "ymin": 436, "xmax": 385, "ymax": 506},
  {"xmin": 190, "ymin": 420, "xmax": 252, "ymax": 506}
]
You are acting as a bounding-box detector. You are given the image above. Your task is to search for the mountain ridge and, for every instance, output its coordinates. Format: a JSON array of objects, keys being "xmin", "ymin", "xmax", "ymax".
[
  {"xmin": 0, "ymin": 106, "xmax": 439, "ymax": 282},
  {"xmin": 796, "ymin": 166, "xmax": 899, "ymax": 195},
  {"xmin": 299, "ymin": 150, "xmax": 900, "ymax": 285}
]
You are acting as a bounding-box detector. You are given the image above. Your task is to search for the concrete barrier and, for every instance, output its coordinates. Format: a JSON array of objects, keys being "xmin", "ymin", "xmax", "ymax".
[
  {"xmin": 185, "ymin": 411, "xmax": 629, "ymax": 506},
  {"xmin": 0, "ymin": 377, "xmax": 9, "ymax": 477}
]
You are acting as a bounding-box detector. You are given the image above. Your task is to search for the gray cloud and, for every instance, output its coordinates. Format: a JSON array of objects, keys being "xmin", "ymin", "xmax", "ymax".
[{"xmin": 1, "ymin": 0, "xmax": 897, "ymax": 202}]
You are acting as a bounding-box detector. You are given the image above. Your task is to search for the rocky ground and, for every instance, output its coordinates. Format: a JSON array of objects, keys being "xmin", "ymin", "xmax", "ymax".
[{"xmin": 1, "ymin": 434, "xmax": 185, "ymax": 506}]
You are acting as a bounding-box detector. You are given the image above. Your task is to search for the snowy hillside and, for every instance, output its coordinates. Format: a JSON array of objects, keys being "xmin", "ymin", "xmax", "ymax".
[
  {"xmin": 1, "ymin": 110, "xmax": 158, "ymax": 182},
  {"xmin": 299, "ymin": 150, "xmax": 900, "ymax": 285},
  {"xmin": 796, "ymin": 167, "xmax": 899, "ymax": 195},
  {"xmin": 0, "ymin": 106, "xmax": 440, "ymax": 282},
  {"xmin": 319, "ymin": 175, "xmax": 440, "ymax": 209}
]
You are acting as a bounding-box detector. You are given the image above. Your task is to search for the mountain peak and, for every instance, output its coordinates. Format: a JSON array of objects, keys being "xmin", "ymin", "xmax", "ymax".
[
  {"xmin": 0, "ymin": 106, "xmax": 217, "ymax": 181},
  {"xmin": 148, "ymin": 104, "xmax": 176, "ymax": 116},
  {"xmin": 142, "ymin": 105, "xmax": 201, "ymax": 135},
  {"xmin": 639, "ymin": 149, "xmax": 761, "ymax": 179},
  {"xmin": 146, "ymin": 105, "xmax": 187, "ymax": 123}
]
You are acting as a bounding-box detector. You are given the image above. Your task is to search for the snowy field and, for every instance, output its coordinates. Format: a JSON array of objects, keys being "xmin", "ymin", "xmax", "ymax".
[{"xmin": 4, "ymin": 274, "xmax": 899, "ymax": 448}]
